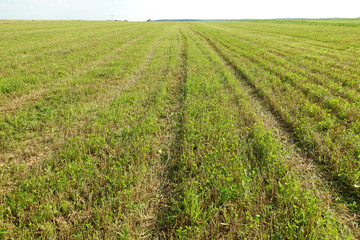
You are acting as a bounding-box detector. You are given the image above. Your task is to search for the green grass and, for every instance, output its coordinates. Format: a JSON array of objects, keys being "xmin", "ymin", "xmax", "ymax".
[
  {"xmin": 1, "ymin": 20, "xmax": 359, "ymax": 239},
  {"xmin": 190, "ymin": 21, "xmax": 360, "ymax": 188}
]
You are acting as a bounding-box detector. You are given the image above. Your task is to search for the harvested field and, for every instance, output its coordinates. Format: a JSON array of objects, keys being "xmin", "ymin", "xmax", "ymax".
[{"xmin": 1, "ymin": 19, "xmax": 360, "ymax": 239}]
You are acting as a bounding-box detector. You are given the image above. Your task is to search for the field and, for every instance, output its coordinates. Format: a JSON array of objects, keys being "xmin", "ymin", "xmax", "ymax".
[{"xmin": 1, "ymin": 19, "xmax": 360, "ymax": 239}]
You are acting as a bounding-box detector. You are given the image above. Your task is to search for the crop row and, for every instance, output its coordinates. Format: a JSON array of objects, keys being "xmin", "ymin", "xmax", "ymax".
[
  {"xmin": 1, "ymin": 21, "xmax": 358, "ymax": 239},
  {"xmin": 0, "ymin": 23, "xmax": 185, "ymax": 238},
  {"xmin": 158, "ymin": 25, "xmax": 352, "ymax": 239},
  {"xmin": 190, "ymin": 22, "xmax": 360, "ymax": 190},
  {"xmin": 0, "ymin": 22, "xmax": 164, "ymax": 97}
]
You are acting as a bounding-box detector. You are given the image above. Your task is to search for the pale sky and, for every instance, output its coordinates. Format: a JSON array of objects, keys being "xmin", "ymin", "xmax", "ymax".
[{"xmin": 1, "ymin": 0, "xmax": 360, "ymax": 21}]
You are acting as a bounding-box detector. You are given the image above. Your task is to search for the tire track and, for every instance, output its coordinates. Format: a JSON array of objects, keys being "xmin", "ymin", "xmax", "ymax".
[
  {"xmin": 189, "ymin": 25, "xmax": 360, "ymax": 236},
  {"xmin": 148, "ymin": 27, "xmax": 188, "ymax": 240}
]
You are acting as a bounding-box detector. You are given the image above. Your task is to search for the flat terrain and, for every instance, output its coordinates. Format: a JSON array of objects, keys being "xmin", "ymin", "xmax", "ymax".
[{"xmin": 1, "ymin": 19, "xmax": 360, "ymax": 239}]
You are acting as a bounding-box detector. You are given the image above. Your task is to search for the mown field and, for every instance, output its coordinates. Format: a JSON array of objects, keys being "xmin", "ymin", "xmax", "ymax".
[{"xmin": 1, "ymin": 19, "xmax": 360, "ymax": 239}]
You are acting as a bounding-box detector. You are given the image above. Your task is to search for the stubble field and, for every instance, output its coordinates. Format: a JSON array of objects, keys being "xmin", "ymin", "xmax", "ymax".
[{"xmin": 1, "ymin": 19, "xmax": 360, "ymax": 239}]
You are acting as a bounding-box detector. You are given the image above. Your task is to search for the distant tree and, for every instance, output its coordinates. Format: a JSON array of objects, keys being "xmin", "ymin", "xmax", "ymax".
[{"xmin": 147, "ymin": 19, "xmax": 151, "ymax": 22}]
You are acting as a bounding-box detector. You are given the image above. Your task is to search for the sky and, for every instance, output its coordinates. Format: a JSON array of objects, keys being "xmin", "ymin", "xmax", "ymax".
[{"xmin": 1, "ymin": 0, "xmax": 360, "ymax": 21}]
